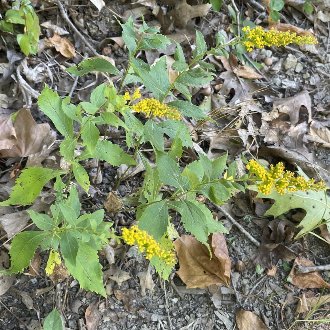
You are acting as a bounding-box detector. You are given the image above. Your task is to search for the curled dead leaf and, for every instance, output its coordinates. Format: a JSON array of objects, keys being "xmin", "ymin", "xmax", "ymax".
[
  {"xmin": 270, "ymin": 22, "xmax": 316, "ymax": 38},
  {"xmin": 85, "ymin": 301, "xmax": 101, "ymax": 330},
  {"xmin": 288, "ymin": 257, "xmax": 330, "ymax": 289},
  {"xmin": 0, "ymin": 108, "xmax": 55, "ymax": 158},
  {"xmin": 307, "ymin": 120, "xmax": 330, "ymax": 148},
  {"xmin": 47, "ymin": 34, "xmax": 76, "ymax": 58},
  {"xmin": 236, "ymin": 310, "xmax": 268, "ymax": 330},
  {"xmin": 104, "ymin": 192, "xmax": 123, "ymax": 213},
  {"xmin": 174, "ymin": 233, "xmax": 231, "ymax": 289}
]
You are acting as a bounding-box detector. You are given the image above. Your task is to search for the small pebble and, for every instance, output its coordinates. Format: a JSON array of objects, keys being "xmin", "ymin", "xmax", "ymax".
[
  {"xmin": 284, "ymin": 54, "xmax": 298, "ymax": 70},
  {"xmin": 295, "ymin": 62, "xmax": 303, "ymax": 73},
  {"xmin": 264, "ymin": 57, "xmax": 273, "ymax": 66}
]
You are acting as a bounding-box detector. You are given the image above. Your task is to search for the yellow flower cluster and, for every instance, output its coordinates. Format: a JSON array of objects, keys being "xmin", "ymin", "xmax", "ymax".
[
  {"xmin": 246, "ymin": 160, "xmax": 326, "ymax": 195},
  {"xmin": 122, "ymin": 225, "xmax": 176, "ymax": 267},
  {"xmin": 124, "ymin": 88, "xmax": 142, "ymax": 102},
  {"xmin": 132, "ymin": 98, "xmax": 181, "ymax": 120},
  {"xmin": 242, "ymin": 26, "xmax": 317, "ymax": 52}
]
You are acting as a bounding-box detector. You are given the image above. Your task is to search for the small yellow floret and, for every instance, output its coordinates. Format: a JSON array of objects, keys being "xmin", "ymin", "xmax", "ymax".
[
  {"xmin": 132, "ymin": 98, "xmax": 181, "ymax": 120},
  {"xmin": 122, "ymin": 225, "xmax": 176, "ymax": 267},
  {"xmin": 123, "ymin": 91, "xmax": 131, "ymax": 101},
  {"xmin": 242, "ymin": 26, "xmax": 317, "ymax": 52},
  {"xmin": 132, "ymin": 88, "xmax": 141, "ymax": 101},
  {"xmin": 246, "ymin": 160, "xmax": 326, "ymax": 195}
]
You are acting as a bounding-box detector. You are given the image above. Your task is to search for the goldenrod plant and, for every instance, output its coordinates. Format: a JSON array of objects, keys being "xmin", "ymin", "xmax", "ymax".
[{"xmin": 0, "ymin": 18, "xmax": 327, "ymax": 295}]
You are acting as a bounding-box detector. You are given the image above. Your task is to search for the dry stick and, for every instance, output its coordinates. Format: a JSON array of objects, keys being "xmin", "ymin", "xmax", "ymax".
[
  {"xmin": 216, "ymin": 205, "xmax": 260, "ymax": 247},
  {"xmin": 55, "ymin": 0, "xmax": 99, "ymax": 56},
  {"xmin": 297, "ymin": 264, "xmax": 330, "ymax": 274}
]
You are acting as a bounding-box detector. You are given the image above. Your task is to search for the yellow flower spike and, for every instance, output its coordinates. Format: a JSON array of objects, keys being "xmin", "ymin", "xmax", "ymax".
[
  {"xmin": 132, "ymin": 88, "xmax": 141, "ymax": 101},
  {"xmin": 247, "ymin": 160, "xmax": 326, "ymax": 195},
  {"xmin": 122, "ymin": 225, "xmax": 176, "ymax": 267},
  {"xmin": 132, "ymin": 98, "xmax": 181, "ymax": 120},
  {"xmin": 123, "ymin": 91, "xmax": 131, "ymax": 102},
  {"xmin": 242, "ymin": 26, "xmax": 317, "ymax": 52}
]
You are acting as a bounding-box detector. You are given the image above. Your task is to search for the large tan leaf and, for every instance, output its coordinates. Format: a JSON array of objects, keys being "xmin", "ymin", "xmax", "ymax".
[
  {"xmin": 0, "ymin": 109, "xmax": 55, "ymax": 158},
  {"xmin": 308, "ymin": 120, "xmax": 330, "ymax": 148},
  {"xmin": 174, "ymin": 233, "xmax": 231, "ymax": 288},
  {"xmin": 288, "ymin": 257, "xmax": 330, "ymax": 289},
  {"xmin": 236, "ymin": 310, "xmax": 268, "ymax": 330}
]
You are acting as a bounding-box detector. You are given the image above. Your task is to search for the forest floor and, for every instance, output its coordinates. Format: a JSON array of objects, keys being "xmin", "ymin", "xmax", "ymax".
[{"xmin": 0, "ymin": 0, "xmax": 330, "ymax": 329}]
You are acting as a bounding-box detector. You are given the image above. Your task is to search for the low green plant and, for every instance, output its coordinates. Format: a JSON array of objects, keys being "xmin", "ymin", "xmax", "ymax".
[
  {"xmin": 0, "ymin": 17, "xmax": 327, "ymax": 296},
  {"xmin": 0, "ymin": 0, "xmax": 40, "ymax": 56},
  {"xmin": 269, "ymin": 0, "xmax": 314, "ymax": 21}
]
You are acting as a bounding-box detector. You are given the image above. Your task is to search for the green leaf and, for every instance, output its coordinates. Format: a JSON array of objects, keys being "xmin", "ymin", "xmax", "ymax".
[
  {"xmin": 0, "ymin": 21, "xmax": 14, "ymax": 33},
  {"xmin": 0, "ymin": 168, "xmax": 62, "ymax": 206},
  {"xmin": 303, "ymin": 1, "xmax": 313, "ymax": 14},
  {"xmin": 141, "ymin": 163, "xmax": 162, "ymax": 203},
  {"xmin": 95, "ymin": 140, "xmax": 135, "ymax": 166},
  {"xmin": 173, "ymin": 82, "xmax": 192, "ymax": 100},
  {"xmin": 90, "ymin": 83, "xmax": 106, "ymax": 108},
  {"xmin": 80, "ymin": 102, "xmax": 99, "ymax": 115},
  {"xmin": 210, "ymin": 154, "xmax": 227, "ymax": 179},
  {"xmin": 176, "ymin": 68, "xmax": 213, "ymax": 87},
  {"xmin": 156, "ymin": 153, "xmax": 187, "ymax": 189},
  {"xmin": 120, "ymin": 17, "xmax": 137, "ymax": 54},
  {"xmin": 43, "ymin": 308, "xmax": 64, "ymax": 330},
  {"xmin": 81, "ymin": 118, "xmax": 100, "ymax": 153},
  {"xmin": 28, "ymin": 210, "xmax": 53, "ymax": 231},
  {"xmin": 131, "ymin": 57, "xmax": 170, "ymax": 100},
  {"xmin": 60, "ymin": 137, "xmax": 76, "ymax": 161},
  {"xmin": 66, "ymin": 186, "xmax": 81, "ymax": 218},
  {"xmin": 140, "ymin": 34, "xmax": 171, "ymax": 50},
  {"xmin": 173, "ymin": 42, "xmax": 188, "ymax": 72},
  {"xmin": 270, "ymin": 9, "xmax": 280, "ymax": 21},
  {"xmin": 72, "ymin": 162, "xmax": 90, "ymax": 193},
  {"xmin": 193, "ymin": 30, "xmax": 207, "ymax": 60},
  {"xmin": 62, "ymin": 98, "xmax": 81, "ymax": 122},
  {"xmin": 182, "ymin": 160, "xmax": 205, "ymax": 189},
  {"xmin": 122, "ymin": 111, "xmax": 144, "ymax": 147},
  {"xmin": 138, "ymin": 201, "xmax": 168, "ymax": 240},
  {"xmin": 150, "ymin": 256, "xmax": 172, "ymax": 280},
  {"xmin": 67, "ymin": 57, "xmax": 119, "ymax": 76},
  {"xmin": 270, "ymin": 0, "xmax": 284, "ymax": 11},
  {"xmin": 171, "ymin": 200, "xmax": 227, "ymax": 245},
  {"xmin": 38, "ymin": 86, "xmax": 73, "ymax": 137},
  {"xmin": 7, "ymin": 231, "xmax": 47, "ymax": 273},
  {"xmin": 160, "ymin": 120, "xmax": 193, "ymax": 147},
  {"xmin": 210, "ymin": 0, "xmax": 223, "ymax": 11},
  {"xmin": 64, "ymin": 243, "xmax": 106, "ymax": 296},
  {"xmin": 17, "ymin": 34, "xmax": 31, "ymax": 56},
  {"xmin": 5, "ymin": 9, "xmax": 24, "ymax": 24},
  {"xmin": 98, "ymin": 112, "xmax": 126, "ymax": 128},
  {"xmin": 200, "ymin": 181, "xmax": 232, "ymax": 205},
  {"xmin": 256, "ymin": 189, "xmax": 330, "ymax": 238},
  {"xmin": 144, "ymin": 120, "xmax": 164, "ymax": 151},
  {"xmin": 169, "ymin": 136, "xmax": 183, "ymax": 159},
  {"xmin": 60, "ymin": 231, "xmax": 79, "ymax": 265}
]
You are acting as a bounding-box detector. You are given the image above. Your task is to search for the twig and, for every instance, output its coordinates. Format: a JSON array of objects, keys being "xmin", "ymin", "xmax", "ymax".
[
  {"xmin": 297, "ymin": 264, "xmax": 330, "ymax": 274},
  {"xmin": 55, "ymin": 0, "xmax": 99, "ymax": 56},
  {"xmin": 162, "ymin": 280, "xmax": 174, "ymax": 330},
  {"xmin": 216, "ymin": 205, "xmax": 260, "ymax": 247}
]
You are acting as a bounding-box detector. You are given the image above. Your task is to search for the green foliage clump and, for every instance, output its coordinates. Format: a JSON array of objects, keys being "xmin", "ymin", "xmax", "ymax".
[{"xmin": 0, "ymin": 0, "xmax": 40, "ymax": 55}]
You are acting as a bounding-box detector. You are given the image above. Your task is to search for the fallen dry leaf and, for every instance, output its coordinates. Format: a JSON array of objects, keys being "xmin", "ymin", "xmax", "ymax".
[
  {"xmin": 47, "ymin": 34, "xmax": 76, "ymax": 58},
  {"xmin": 236, "ymin": 310, "xmax": 268, "ymax": 330},
  {"xmin": 104, "ymin": 192, "xmax": 123, "ymax": 213},
  {"xmin": 307, "ymin": 120, "xmax": 330, "ymax": 148},
  {"xmin": 169, "ymin": 0, "xmax": 211, "ymax": 29},
  {"xmin": 174, "ymin": 233, "xmax": 231, "ymax": 289},
  {"xmin": 85, "ymin": 302, "xmax": 101, "ymax": 330},
  {"xmin": 138, "ymin": 265, "xmax": 155, "ymax": 296},
  {"xmin": 319, "ymin": 225, "xmax": 330, "ymax": 243},
  {"xmin": 0, "ymin": 210, "xmax": 30, "ymax": 238},
  {"xmin": 271, "ymin": 22, "xmax": 316, "ymax": 38},
  {"xmin": 296, "ymin": 293, "xmax": 330, "ymax": 314},
  {"xmin": 0, "ymin": 108, "xmax": 55, "ymax": 158},
  {"xmin": 288, "ymin": 257, "xmax": 330, "ymax": 289},
  {"xmin": 41, "ymin": 21, "xmax": 69, "ymax": 35},
  {"xmin": 108, "ymin": 265, "xmax": 131, "ymax": 287},
  {"xmin": 233, "ymin": 65, "xmax": 263, "ymax": 79},
  {"xmin": 272, "ymin": 90, "xmax": 312, "ymax": 125}
]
